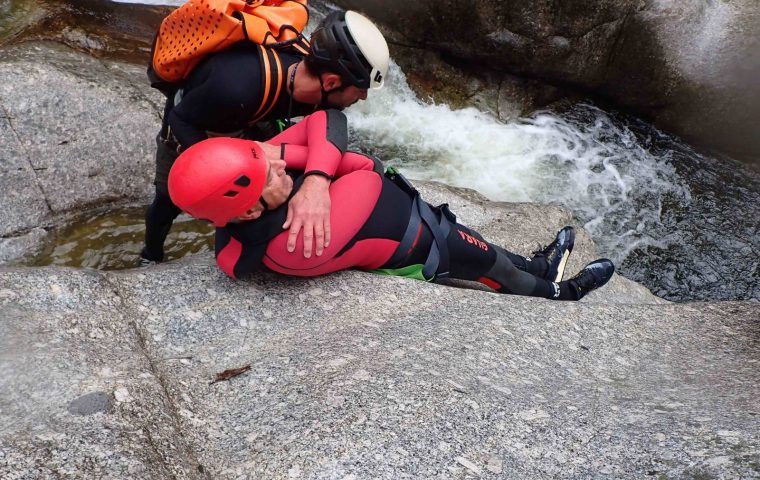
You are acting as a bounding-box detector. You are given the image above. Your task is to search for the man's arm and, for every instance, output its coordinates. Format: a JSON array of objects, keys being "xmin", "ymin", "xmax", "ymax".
[
  {"xmin": 166, "ymin": 90, "xmax": 210, "ymax": 148},
  {"xmin": 267, "ymin": 110, "xmax": 381, "ymax": 177},
  {"xmin": 266, "ymin": 109, "xmax": 348, "ymax": 175},
  {"xmin": 274, "ymin": 147, "xmax": 380, "ymax": 178},
  {"xmin": 265, "ymin": 110, "xmax": 350, "ymax": 258}
]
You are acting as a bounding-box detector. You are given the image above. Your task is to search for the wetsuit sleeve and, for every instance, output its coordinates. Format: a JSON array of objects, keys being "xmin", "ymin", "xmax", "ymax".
[
  {"xmin": 215, "ymin": 226, "xmax": 268, "ymax": 280},
  {"xmin": 266, "ymin": 111, "xmax": 378, "ymax": 178},
  {"xmin": 333, "ymin": 152, "xmax": 383, "ymax": 177},
  {"xmin": 168, "ymin": 52, "xmax": 264, "ymax": 149},
  {"xmin": 265, "ymin": 110, "xmax": 347, "ymax": 178},
  {"xmin": 214, "ymin": 203, "xmax": 289, "ymax": 279},
  {"xmin": 273, "ymin": 148, "xmax": 380, "ymax": 178},
  {"xmin": 215, "ymin": 228, "xmax": 244, "ymax": 279}
]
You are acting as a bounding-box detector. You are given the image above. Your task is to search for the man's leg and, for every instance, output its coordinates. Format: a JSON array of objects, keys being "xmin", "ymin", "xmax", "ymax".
[
  {"xmin": 142, "ymin": 190, "xmax": 182, "ymax": 262},
  {"xmin": 445, "ymin": 223, "xmax": 579, "ymax": 300},
  {"xmin": 491, "ymin": 243, "xmax": 546, "ymax": 277},
  {"xmin": 140, "ymin": 136, "xmax": 181, "ymax": 263}
]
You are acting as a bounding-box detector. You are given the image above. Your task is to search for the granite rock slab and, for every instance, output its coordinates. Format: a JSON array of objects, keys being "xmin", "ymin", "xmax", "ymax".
[
  {"xmin": 0, "ymin": 267, "xmax": 203, "ymax": 479},
  {"xmin": 0, "ymin": 41, "xmax": 163, "ymax": 237},
  {"xmin": 2, "ymin": 258, "xmax": 758, "ymax": 478}
]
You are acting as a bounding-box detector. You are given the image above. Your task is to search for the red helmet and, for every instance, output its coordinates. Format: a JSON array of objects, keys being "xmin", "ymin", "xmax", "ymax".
[{"xmin": 168, "ymin": 137, "xmax": 268, "ymax": 227}]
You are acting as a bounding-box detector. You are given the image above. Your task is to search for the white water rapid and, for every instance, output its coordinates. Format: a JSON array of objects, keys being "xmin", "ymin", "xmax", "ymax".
[{"xmin": 346, "ymin": 63, "xmax": 692, "ymax": 267}]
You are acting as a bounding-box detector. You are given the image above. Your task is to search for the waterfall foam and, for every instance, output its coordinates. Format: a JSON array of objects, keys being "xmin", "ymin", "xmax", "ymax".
[{"xmin": 346, "ymin": 63, "xmax": 691, "ymax": 268}]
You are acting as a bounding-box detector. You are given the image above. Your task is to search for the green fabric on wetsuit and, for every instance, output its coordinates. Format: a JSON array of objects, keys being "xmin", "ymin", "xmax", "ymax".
[{"xmin": 371, "ymin": 264, "xmax": 428, "ymax": 281}]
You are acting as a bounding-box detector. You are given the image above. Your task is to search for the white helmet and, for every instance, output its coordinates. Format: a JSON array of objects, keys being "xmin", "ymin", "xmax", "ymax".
[{"xmin": 306, "ymin": 10, "xmax": 389, "ymax": 89}]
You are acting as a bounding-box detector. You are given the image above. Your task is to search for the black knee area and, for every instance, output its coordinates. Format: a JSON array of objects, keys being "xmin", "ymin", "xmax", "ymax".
[
  {"xmin": 142, "ymin": 189, "xmax": 182, "ymax": 262},
  {"xmin": 486, "ymin": 250, "xmax": 537, "ymax": 296}
]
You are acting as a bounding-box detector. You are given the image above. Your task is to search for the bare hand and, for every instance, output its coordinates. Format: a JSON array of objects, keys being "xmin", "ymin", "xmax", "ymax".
[{"xmin": 283, "ymin": 175, "xmax": 331, "ymax": 257}]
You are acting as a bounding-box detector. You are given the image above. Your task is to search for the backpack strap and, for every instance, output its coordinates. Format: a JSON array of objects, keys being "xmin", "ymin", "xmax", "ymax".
[
  {"xmin": 290, "ymin": 37, "xmax": 310, "ymax": 56},
  {"xmin": 250, "ymin": 45, "xmax": 286, "ymax": 124}
]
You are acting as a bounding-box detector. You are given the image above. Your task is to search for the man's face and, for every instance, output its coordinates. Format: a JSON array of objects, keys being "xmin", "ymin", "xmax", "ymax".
[
  {"xmin": 326, "ymin": 85, "xmax": 369, "ymax": 109},
  {"xmin": 319, "ymin": 71, "xmax": 369, "ymax": 109}
]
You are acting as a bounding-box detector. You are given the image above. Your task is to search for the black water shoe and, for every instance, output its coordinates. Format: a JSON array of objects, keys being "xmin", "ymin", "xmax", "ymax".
[
  {"xmin": 533, "ymin": 226, "xmax": 575, "ymax": 282},
  {"xmin": 568, "ymin": 258, "xmax": 615, "ymax": 300}
]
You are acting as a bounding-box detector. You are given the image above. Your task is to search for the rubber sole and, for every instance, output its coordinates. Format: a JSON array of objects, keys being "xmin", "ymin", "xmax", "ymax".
[
  {"xmin": 554, "ymin": 249, "xmax": 570, "ymax": 282},
  {"xmin": 552, "ymin": 226, "xmax": 575, "ymax": 282}
]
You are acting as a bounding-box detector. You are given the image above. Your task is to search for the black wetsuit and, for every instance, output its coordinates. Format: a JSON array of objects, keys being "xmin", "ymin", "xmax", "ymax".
[
  {"xmin": 167, "ymin": 46, "xmax": 314, "ymax": 147},
  {"xmin": 143, "ymin": 45, "xmax": 315, "ymax": 262}
]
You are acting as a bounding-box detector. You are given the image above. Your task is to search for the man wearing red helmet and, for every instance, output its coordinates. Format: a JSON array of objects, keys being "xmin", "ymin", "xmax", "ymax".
[
  {"xmin": 140, "ymin": 10, "xmax": 390, "ymax": 266},
  {"xmin": 168, "ymin": 110, "xmax": 616, "ymax": 301}
]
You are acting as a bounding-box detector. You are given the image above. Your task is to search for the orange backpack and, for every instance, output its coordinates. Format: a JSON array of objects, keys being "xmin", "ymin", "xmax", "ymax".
[{"xmin": 148, "ymin": 0, "xmax": 310, "ymax": 95}]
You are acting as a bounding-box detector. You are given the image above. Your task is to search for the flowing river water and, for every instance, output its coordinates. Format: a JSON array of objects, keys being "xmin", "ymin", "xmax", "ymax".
[
  {"xmin": 26, "ymin": 0, "xmax": 760, "ymax": 302},
  {"xmin": 346, "ymin": 64, "xmax": 760, "ymax": 302}
]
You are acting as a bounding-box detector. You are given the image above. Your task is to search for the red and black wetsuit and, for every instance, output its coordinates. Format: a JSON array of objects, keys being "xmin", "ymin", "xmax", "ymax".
[{"xmin": 216, "ymin": 111, "xmax": 571, "ymax": 299}]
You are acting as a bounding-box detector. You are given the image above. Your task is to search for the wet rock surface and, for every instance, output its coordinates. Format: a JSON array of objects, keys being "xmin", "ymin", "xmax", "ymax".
[
  {"xmin": 333, "ymin": 0, "xmax": 760, "ymax": 165},
  {"xmin": 0, "ymin": 0, "xmax": 49, "ymax": 46},
  {"xmin": 0, "ymin": 41, "xmax": 163, "ymax": 259},
  {"xmin": 1, "ymin": 0, "xmax": 168, "ymax": 64},
  {"xmin": 1, "ymin": 255, "xmax": 758, "ymax": 478},
  {"xmin": 67, "ymin": 391, "xmax": 114, "ymax": 416}
]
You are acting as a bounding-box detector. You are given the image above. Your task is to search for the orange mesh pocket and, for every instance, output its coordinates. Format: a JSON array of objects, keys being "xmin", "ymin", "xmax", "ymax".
[
  {"xmin": 153, "ymin": 0, "xmax": 246, "ymax": 82},
  {"xmin": 151, "ymin": 0, "xmax": 308, "ymax": 83}
]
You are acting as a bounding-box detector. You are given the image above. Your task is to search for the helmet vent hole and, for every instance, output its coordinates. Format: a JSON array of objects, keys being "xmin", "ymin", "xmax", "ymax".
[
  {"xmin": 234, "ymin": 175, "xmax": 251, "ymax": 187},
  {"xmin": 223, "ymin": 190, "xmax": 239, "ymax": 197}
]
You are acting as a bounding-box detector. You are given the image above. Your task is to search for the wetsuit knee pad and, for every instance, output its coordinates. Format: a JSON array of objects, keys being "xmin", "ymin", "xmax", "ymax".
[{"xmin": 263, "ymin": 170, "xmax": 383, "ymax": 275}]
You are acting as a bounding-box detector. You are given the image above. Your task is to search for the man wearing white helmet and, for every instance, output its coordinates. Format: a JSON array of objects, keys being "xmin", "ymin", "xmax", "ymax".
[
  {"xmin": 140, "ymin": 9, "xmax": 389, "ymax": 267},
  {"xmin": 305, "ymin": 10, "xmax": 389, "ymax": 103}
]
